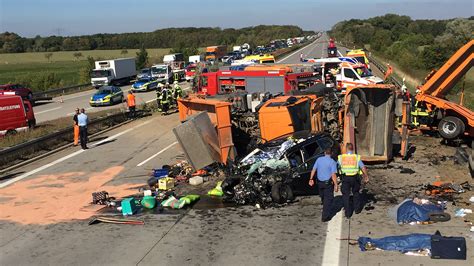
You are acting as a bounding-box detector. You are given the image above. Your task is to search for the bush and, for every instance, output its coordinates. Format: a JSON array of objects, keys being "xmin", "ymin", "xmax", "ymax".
[{"xmin": 16, "ymin": 72, "xmax": 63, "ymax": 91}]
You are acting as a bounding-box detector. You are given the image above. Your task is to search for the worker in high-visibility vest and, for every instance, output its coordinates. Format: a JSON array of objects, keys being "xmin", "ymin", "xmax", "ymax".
[
  {"xmin": 172, "ymin": 81, "xmax": 183, "ymax": 103},
  {"xmin": 337, "ymin": 143, "xmax": 369, "ymax": 219},
  {"xmin": 73, "ymin": 108, "xmax": 80, "ymax": 146},
  {"xmin": 160, "ymin": 85, "xmax": 171, "ymax": 115},
  {"xmin": 127, "ymin": 91, "xmax": 136, "ymax": 119},
  {"xmin": 156, "ymin": 83, "xmax": 164, "ymax": 111}
]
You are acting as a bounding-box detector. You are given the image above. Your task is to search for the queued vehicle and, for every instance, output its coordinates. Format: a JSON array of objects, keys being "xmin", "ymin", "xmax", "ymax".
[
  {"xmin": 0, "ymin": 95, "xmax": 36, "ymax": 136},
  {"xmin": 132, "ymin": 77, "xmax": 159, "ymax": 92},
  {"xmin": 137, "ymin": 68, "xmax": 152, "ymax": 79},
  {"xmin": 90, "ymin": 58, "xmax": 137, "ymax": 88},
  {"xmin": 0, "ymin": 84, "xmax": 34, "ymax": 104},
  {"xmin": 185, "ymin": 63, "xmax": 197, "ymax": 82},
  {"xmin": 89, "ymin": 86, "xmax": 124, "ymax": 107}
]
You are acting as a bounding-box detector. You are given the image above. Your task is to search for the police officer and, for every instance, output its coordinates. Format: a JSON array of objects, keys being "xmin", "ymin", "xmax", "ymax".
[
  {"xmin": 309, "ymin": 147, "xmax": 338, "ymax": 222},
  {"xmin": 156, "ymin": 83, "xmax": 164, "ymax": 112},
  {"xmin": 338, "ymin": 143, "xmax": 369, "ymax": 218}
]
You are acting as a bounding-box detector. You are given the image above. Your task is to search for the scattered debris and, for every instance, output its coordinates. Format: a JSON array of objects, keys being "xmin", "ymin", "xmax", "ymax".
[
  {"xmin": 396, "ymin": 198, "xmax": 449, "ymax": 224},
  {"xmin": 88, "ymin": 216, "xmax": 145, "ymax": 225},
  {"xmin": 400, "ymin": 168, "xmax": 415, "ymax": 174},
  {"xmin": 92, "ymin": 191, "xmax": 114, "ymax": 205},
  {"xmin": 454, "ymin": 208, "xmax": 472, "ymax": 217},
  {"xmin": 359, "ymin": 231, "xmax": 466, "ymax": 260}
]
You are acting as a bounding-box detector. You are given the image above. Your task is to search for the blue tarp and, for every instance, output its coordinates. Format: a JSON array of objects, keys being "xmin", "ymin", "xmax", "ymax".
[
  {"xmin": 396, "ymin": 200, "xmax": 443, "ymax": 224},
  {"xmin": 358, "ymin": 234, "xmax": 432, "ymax": 253}
]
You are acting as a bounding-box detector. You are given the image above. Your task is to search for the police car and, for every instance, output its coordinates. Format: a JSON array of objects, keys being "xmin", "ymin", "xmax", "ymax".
[
  {"xmin": 89, "ymin": 86, "xmax": 124, "ymax": 107},
  {"xmin": 132, "ymin": 77, "xmax": 159, "ymax": 92}
]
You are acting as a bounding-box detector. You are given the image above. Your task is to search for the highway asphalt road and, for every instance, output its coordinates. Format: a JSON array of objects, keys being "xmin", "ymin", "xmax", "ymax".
[
  {"xmin": 33, "ymin": 82, "xmax": 191, "ymax": 124},
  {"xmin": 32, "ymin": 32, "xmax": 332, "ymax": 124},
  {"xmin": 2, "ymin": 35, "xmax": 450, "ymax": 266},
  {"xmin": 0, "ymin": 37, "xmax": 348, "ymax": 266}
]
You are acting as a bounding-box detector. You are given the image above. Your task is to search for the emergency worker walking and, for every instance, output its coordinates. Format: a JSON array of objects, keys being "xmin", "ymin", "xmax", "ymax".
[
  {"xmin": 309, "ymin": 147, "xmax": 338, "ymax": 222},
  {"xmin": 338, "ymin": 143, "xmax": 369, "ymax": 218}
]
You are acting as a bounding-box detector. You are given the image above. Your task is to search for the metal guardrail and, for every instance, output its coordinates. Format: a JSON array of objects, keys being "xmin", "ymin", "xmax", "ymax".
[
  {"xmin": 0, "ymin": 111, "xmax": 130, "ymax": 169},
  {"xmin": 33, "ymin": 83, "xmax": 92, "ymax": 101},
  {"xmin": 367, "ymin": 55, "xmax": 402, "ymax": 88}
]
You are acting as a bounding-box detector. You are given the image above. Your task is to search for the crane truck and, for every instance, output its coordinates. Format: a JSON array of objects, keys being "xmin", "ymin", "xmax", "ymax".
[{"xmin": 412, "ymin": 40, "xmax": 473, "ymax": 142}]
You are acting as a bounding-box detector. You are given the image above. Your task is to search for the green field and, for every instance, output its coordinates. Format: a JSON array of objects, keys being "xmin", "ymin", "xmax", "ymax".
[{"xmin": 0, "ymin": 48, "xmax": 170, "ymax": 88}]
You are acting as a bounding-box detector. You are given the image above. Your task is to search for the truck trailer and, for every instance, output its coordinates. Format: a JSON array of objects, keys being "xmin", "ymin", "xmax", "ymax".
[
  {"xmin": 90, "ymin": 58, "xmax": 136, "ymax": 88},
  {"xmin": 206, "ymin": 46, "xmax": 227, "ymax": 62}
]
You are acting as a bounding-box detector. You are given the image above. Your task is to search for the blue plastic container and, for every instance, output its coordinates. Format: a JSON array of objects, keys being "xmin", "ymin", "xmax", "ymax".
[{"xmin": 152, "ymin": 168, "xmax": 169, "ymax": 178}]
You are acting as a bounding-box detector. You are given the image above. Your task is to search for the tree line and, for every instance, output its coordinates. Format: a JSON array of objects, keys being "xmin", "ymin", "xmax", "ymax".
[
  {"xmin": 0, "ymin": 25, "xmax": 313, "ymax": 54},
  {"xmin": 329, "ymin": 14, "xmax": 473, "ymax": 71}
]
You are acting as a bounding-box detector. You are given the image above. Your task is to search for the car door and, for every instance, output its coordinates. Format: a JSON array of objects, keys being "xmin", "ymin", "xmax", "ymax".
[
  {"xmin": 298, "ymin": 140, "xmax": 324, "ymax": 195},
  {"xmin": 286, "ymin": 141, "xmax": 322, "ymax": 195},
  {"xmin": 114, "ymin": 87, "xmax": 122, "ymax": 101}
]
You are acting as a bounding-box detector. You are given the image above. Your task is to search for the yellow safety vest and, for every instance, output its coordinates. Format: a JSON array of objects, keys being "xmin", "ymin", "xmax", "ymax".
[{"xmin": 338, "ymin": 154, "xmax": 361, "ymax": 176}]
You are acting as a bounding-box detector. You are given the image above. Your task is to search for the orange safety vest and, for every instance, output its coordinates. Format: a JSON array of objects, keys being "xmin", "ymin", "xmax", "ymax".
[{"xmin": 127, "ymin": 94, "xmax": 136, "ymax": 107}]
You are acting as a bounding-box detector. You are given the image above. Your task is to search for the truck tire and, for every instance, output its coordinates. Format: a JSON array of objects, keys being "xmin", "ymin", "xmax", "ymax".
[
  {"xmin": 271, "ymin": 182, "xmax": 294, "ymax": 204},
  {"xmin": 438, "ymin": 116, "xmax": 465, "ymax": 140},
  {"xmin": 428, "ymin": 212, "xmax": 451, "ymax": 222},
  {"xmin": 5, "ymin": 129, "xmax": 17, "ymax": 136}
]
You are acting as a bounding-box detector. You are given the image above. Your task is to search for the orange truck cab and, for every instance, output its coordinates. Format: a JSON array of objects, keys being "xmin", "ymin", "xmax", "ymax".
[
  {"xmin": 0, "ymin": 95, "xmax": 35, "ymax": 136},
  {"xmin": 206, "ymin": 46, "xmax": 227, "ymax": 61}
]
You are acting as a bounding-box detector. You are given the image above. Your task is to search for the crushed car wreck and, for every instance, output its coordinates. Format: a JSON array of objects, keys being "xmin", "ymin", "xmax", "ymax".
[{"xmin": 222, "ymin": 132, "xmax": 339, "ymax": 207}]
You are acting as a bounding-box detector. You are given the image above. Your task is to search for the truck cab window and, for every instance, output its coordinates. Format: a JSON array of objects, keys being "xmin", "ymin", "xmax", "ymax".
[{"xmin": 344, "ymin": 68, "xmax": 359, "ymax": 80}]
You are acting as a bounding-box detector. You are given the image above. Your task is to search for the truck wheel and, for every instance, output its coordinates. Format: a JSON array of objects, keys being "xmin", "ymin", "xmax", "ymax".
[
  {"xmin": 271, "ymin": 182, "xmax": 294, "ymax": 204},
  {"xmin": 5, "ymin": 129, "xmax": 17, "ymax": 136},
  {"xmin": 438, "ymin": 116, "xmax": 465, "ymax": 140}
]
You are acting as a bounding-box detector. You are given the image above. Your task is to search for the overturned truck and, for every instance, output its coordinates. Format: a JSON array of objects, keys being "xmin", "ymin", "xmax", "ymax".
[{"xmin": 173, "ymin": 85, "xmax": 408, "ymax": 206}]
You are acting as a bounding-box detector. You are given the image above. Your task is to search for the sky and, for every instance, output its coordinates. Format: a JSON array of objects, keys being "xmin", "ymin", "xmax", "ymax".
[{"xmin": 0, "ymin": 0, "xmax": 472, "ymax": 37}]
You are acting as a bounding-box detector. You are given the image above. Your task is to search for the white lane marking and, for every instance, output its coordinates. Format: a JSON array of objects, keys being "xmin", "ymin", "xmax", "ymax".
[
  {"xmin": 59, "ymin": 90, "xmax": 94, "ymax": 101},
  {"xmin": 146, "ymin": 98, "xmax": 157, "ymax": 103},
  {"xmin": 0, "ymin": 120, "xmax": 152, "ymax": 188},
  {"xmin": 136, "ymin": 141, "xmax": 178, "ymax": 167},
  {"xmin": 321, "ymin": 204, "xmax": 343, "ymax": 266},
  {"xmin": 277, "ymin": 41, "xmax": 317, "ymax": 63},
  {"xmin": 35, "ymin": 107, "xmax": 62, "ymax": 115}
]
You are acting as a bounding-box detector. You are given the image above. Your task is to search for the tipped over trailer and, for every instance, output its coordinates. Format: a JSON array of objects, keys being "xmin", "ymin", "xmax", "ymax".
[
  {"xmin": 342, "ymin": 84, "xmax": 408, "ymax": 162},
  {"xmin": 175, "ymin": 94, "xmax": 325, "ymax": 167}
]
